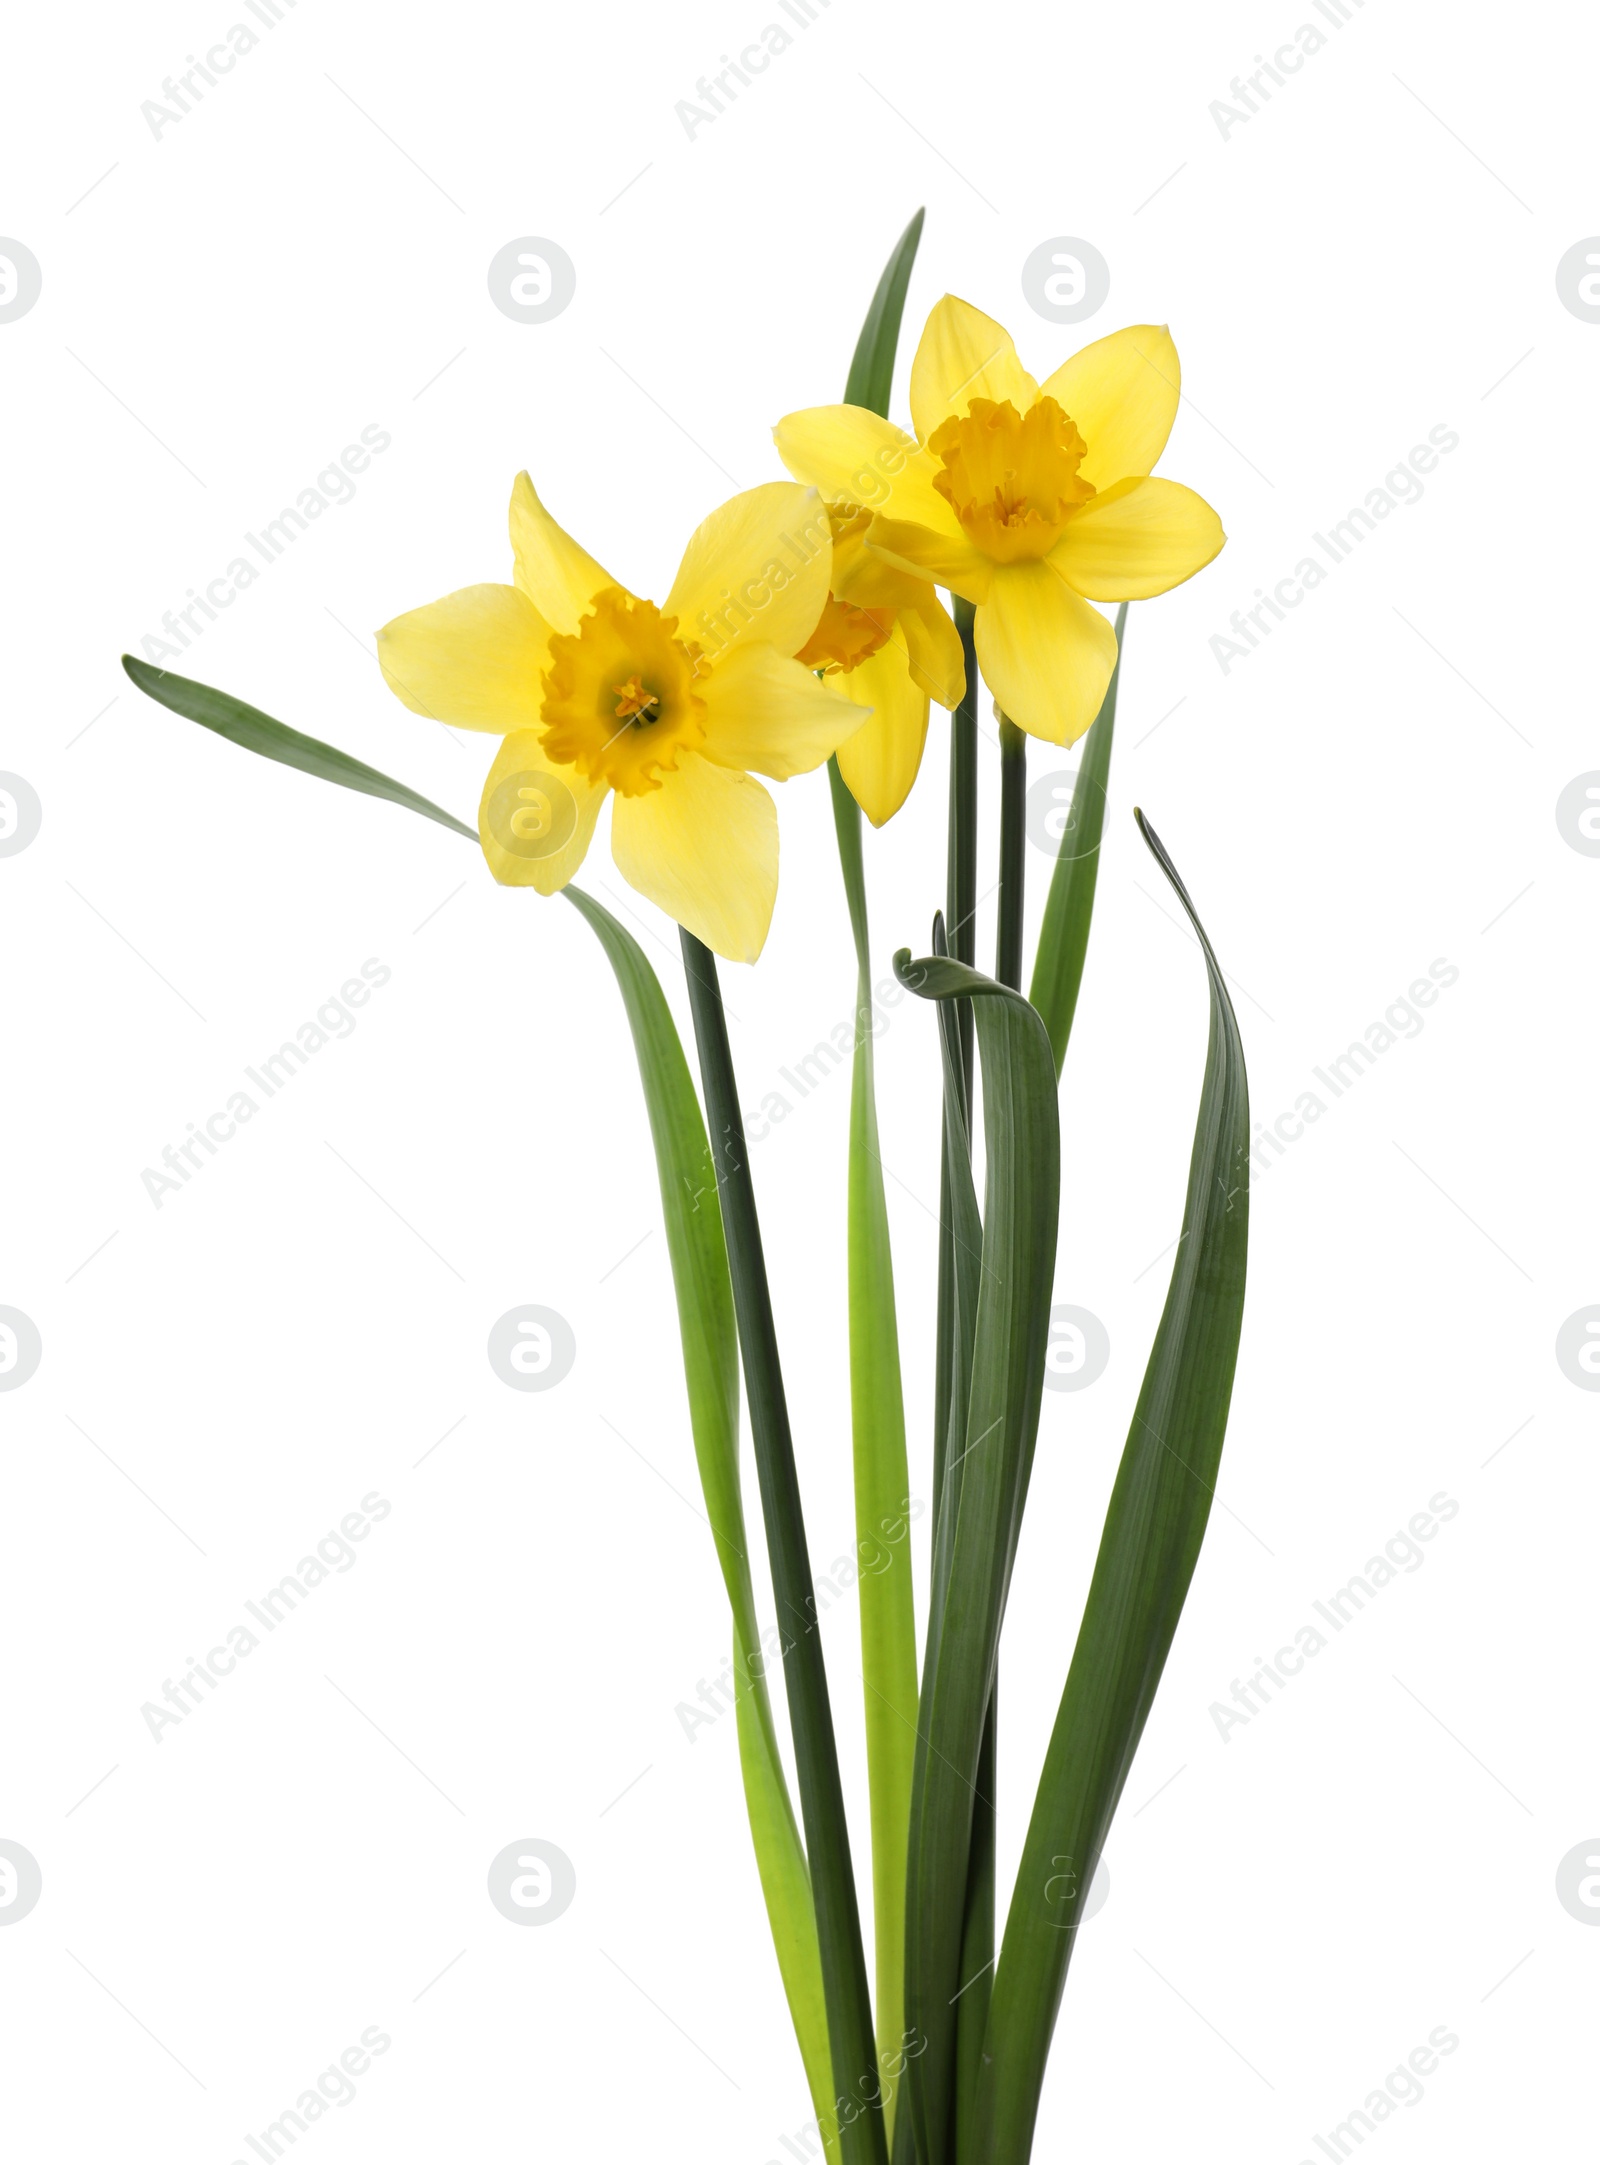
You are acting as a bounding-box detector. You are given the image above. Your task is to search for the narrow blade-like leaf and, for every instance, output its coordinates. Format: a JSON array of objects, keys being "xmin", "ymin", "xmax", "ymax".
[
  {"xmin": 565, "ymin": 891, "xmax": 838, "ymax": 2149},
  {"xmin": 891, "ymin": 951, "xmax": 1061, "ymax": 2165},
  {"xmin": 1027, "ymin": 603, "xmax": 1128, "ymax": 1078},
  {"xmin": 977, "ymin": 811, "xmax": 1251, "ymax": 2164},
  {"xmin": 122, "ymin": 655, "xmax": 477, "ymax": 840},
  {"xmin": 829, "ymin": 763, "xmax": 919, "ymax": 2126},
  {"xmin": 830, "ymin": 205, "xmax": 924, "ymax": 2136},
  {"xmin": 843, "ymin": 208, "xmax": 925, "ymax": 415}
]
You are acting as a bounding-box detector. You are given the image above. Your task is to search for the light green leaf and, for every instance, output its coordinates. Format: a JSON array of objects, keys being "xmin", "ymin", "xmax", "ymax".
[
  {"xmin": 828, "ymin": 764, "xmax": 919, "ymax": 2126},
  {"xmin": 831, "ymin": 205, "xmax": 925, "ymax": 2141},
  {"xmin": 566, "ymin": 891, "xmax": 838, "ymax": 2150}
]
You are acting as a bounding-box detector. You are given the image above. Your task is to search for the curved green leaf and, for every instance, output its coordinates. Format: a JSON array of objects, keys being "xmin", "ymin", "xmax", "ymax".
[
  {"xmin": 121, "ymin": 655, "xmax": 477, "ymax": 840},
  {"xmin": 843, "ymin": 209, "xmax": 925, "ymax": 415},
  {"xmin": 1027, "ymin": 603, "xmax": 1128, "ymax": 1078},
  {"xmin": 565, "ymin": 891, "xmax": 837, "ymax": 2150},
  {"xmin": 891, "ymin": 950, "xmax": 1061, "ymax": 2165},
  {"xmin": 976, "ymin": 811, "xmax": 1251, "ymax": 2165}
]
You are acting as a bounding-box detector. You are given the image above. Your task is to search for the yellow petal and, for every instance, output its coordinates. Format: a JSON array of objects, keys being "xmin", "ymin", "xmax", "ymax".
[
  {"xmin": 1050, "ymin": 476, "xmax": 1226, "ymax": 601},
  {"xmin": 699, "ymin": 642, "xmax": 865, "ymax": 780},
  {"xmin": 773, "ymin": 405, "xmax": 954, "ymax": 531},
  {"xmin": 664, "ymin": 481, "xmax": 832, "ymax": 665},
  {"xmin": 898, "ymin": 595, "xmax": 967, "ymax": 709},
  {"xmin": 1040, "ymin": 325, "xmax": 1181, "ymax": 491},
  {"xmin": 509, "ymin": 471, "xmax": 616, "ymax": 633},
  {"xmin": 867, "ymin": 516, "xmax": 993, "ymax": 602},
  {"xmin": 974, "ymin": 563, "xmax": 1118, "ymax": 747},
  {"xmin": 910, "ymin": 295, "xmax": 1039, "ymax": 443},
  {"xmin": 377, "ymin": 583, "xmax": 549, "ymax": 732},
  {"xmin": 611, "ymin": 753, "xmax": 778, "ymax": 964},
  {"xmin": 835, "ymin": 638, "xmax": 930, "ymax": 827},
  {"xmin": 477, "ymin": 730, "xmax": 607, "ymax": 893}
]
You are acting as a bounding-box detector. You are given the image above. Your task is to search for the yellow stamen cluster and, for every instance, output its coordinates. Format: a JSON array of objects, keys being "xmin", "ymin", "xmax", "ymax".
[{"xmin": 540, "ymin": 587, "xmax": 707, "ymax": 795}]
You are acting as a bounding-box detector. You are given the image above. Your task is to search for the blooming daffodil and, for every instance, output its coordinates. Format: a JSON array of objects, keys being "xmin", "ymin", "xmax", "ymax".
[
  {"xmin": 376, "ymin": 476, "xmax": 862, "ymax": 962},
  {"xmin": 793, "ymin": 503, "xmax": 965, "ymax": 826},
  {"xmin": 775, "ymin": 298, "xmax": 1225, "ymax": 746}
]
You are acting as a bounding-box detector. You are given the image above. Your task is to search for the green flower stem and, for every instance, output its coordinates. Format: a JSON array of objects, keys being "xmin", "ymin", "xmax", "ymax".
[
  {"xmin": 680, "ymin": 929, "xmax": 887, "ymax": 2165},
  {"xmin": 949, "ymin": 709, "xmax": 1027, "ymax": 2151},
  {"xmin": 995, "ymin": 717, "xmax": 1027, "ymax": 992},
  {"xmin": 934, "ymin": 595, "xmax": 980, "ymax": 1520}
]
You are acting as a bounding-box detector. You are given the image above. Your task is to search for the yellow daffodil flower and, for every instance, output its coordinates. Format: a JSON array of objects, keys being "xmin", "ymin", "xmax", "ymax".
[
  {"xmin": 376, "ymin": 475, "xmax": 863, "ymax": 962},
  {"xmin": 793, "ymin": 503, "xmax": 965, "ymax": 827},
  {"xmin": 774, "ymin": 297, "xmax": 1225, "ymax": 746}
]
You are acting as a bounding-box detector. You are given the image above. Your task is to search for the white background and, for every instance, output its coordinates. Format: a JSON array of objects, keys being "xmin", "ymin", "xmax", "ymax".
[{"xmin": 3, "ymin": 1, "xmax": 1595, "ymax": 2158}]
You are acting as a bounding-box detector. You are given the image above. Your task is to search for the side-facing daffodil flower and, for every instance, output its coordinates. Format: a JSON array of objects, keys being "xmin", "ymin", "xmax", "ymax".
[
  {"xmin": 774, "ymin": 297, "xmax": 1225, "ymax": 746},
  {"xmin": 376, "ymin": 476, "xmax": 863, "ymax": 962},
  {"xmin": 792, "ymin": 503, "xmax": 965, "ymax": 826}
]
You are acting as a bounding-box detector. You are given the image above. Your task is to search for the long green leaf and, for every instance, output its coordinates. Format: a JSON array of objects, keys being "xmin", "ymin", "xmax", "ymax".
[
  {"xmin": 892, "ymin": 951, "xmax": 1060, "ymax": 2165},
  {"xmin": 121, "ymin": 655, "xmax": 842, "ymax": 2141},
  {"xmin": 122, "ymin": 655, "xmax": 477, "ymax": 840},
  {"xmin": 1026, "ymin": 602, "xmax": 1129, "ymax": 1078},
  {"xmin": 829, "ymin": 765, "xmax": 919, "ymax": 2127},
  {"xmin": 843, "ymin": 209, "xmax": 925, "ymax": 414},
  {"xmin": 825, "ymin": 207, "xmax": 926, "ymax": 2136},
  {"xmin": 565, "ymin": 892, "xmax": 837, "ymax": 2148},
  {"xmin": 682, "ymin": 931, "xmax": 887, "ymax": 2165},
  {"xmin": 977, "ymin": 811, "xmax": 1251, "ymax": 2164}
]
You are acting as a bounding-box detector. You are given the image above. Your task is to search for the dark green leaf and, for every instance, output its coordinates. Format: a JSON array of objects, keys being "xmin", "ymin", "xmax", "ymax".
[
  {"xmin": 891, "ymin": 950, "xmax": 1061, "ymax": 2165},
  {"xmin": 976, "ymin": 811, "xmax": 1251, "ymax": 2165},
  {"xmin": 121, "ymin": 655, "xmax": 477, "ymax": 841}
]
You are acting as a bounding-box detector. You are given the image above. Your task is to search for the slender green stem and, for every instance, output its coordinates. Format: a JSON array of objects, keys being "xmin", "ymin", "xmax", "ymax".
[
  {"xmin": 934, "ymin": 595, "xmax": 980, "ymax": 1522},
  {"xmin": 996, "ymin": 718, "xmax": 1027, "ymax": 991},
  {"xmin": 828, "ymin": 759, "xmax": 919, "ymax": 2137},
  {"xmin": 680, "ymin": 930, "xmax": 887, "ymax": 2165},
  {"xmin": 946, "ymin": 599, "xmax": 979, "ymax": 1075},
  {"xmin": 952, "ymin": 712, "xmax": 1025, "ymax": 2154}
]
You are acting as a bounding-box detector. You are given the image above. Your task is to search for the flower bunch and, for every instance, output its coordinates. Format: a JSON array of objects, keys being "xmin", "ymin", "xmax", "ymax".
[{"xmin": 123, "ymin": 209, "xmax": 1250, "ymax": 2165}]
